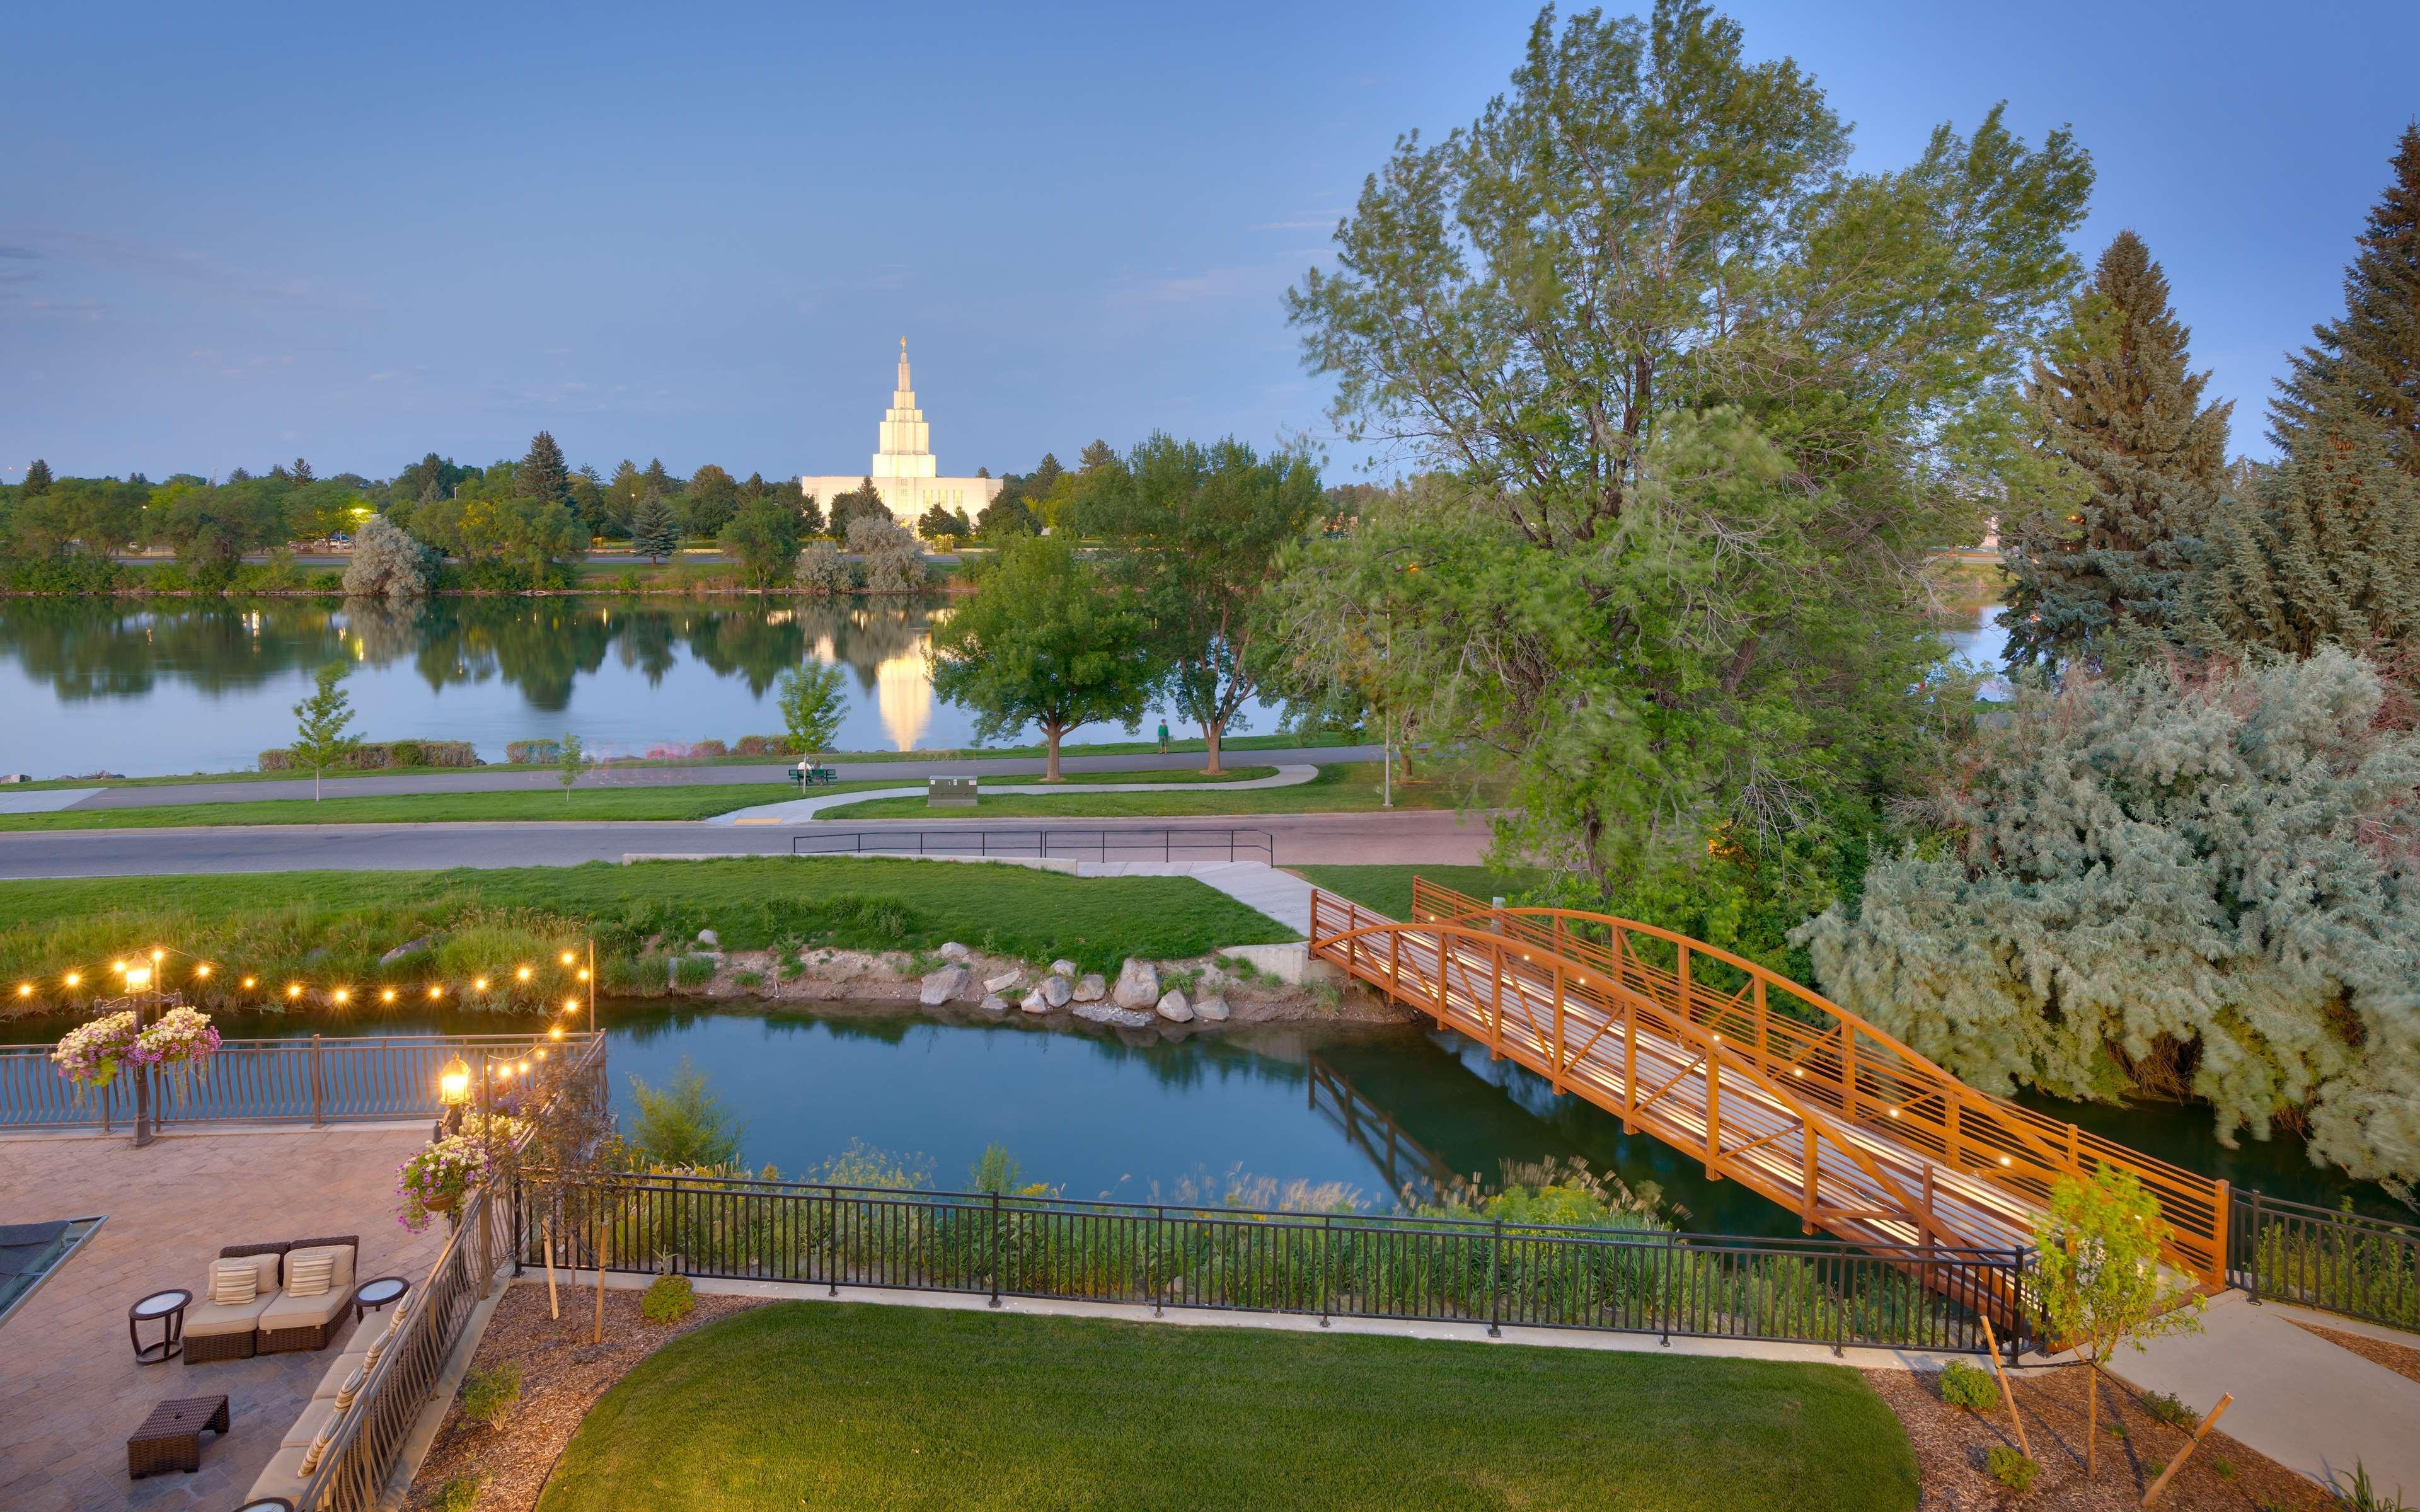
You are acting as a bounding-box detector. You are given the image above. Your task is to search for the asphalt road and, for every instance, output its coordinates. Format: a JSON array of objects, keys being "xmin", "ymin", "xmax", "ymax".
[
  {"xmin": 0, "ymin": 809, "xmax": 1490, "ymax": 879},
  {"xmin": 66, "ymin": 745, "xmax": 1388, "ymax": 810}
]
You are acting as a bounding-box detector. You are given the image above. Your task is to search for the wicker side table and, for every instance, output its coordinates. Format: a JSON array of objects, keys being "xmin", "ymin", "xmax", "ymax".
[
  {"xmin": 127, "ymin": 1394, "xmax": 229, "ymax": 1479},
  {"xmin": 127, "ymin": 1288, "xmax": 192, "ymax": 1363}
]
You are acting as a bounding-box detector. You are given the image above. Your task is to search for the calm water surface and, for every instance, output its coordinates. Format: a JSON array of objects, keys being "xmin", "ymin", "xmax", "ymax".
[
  {"xmin": 1, "ymin": 597, "xmax": 1284, "ymax": 778},
  {"xmin": 7, "ymin": 1000, "xmax": 2403, "ymax": 1228}
]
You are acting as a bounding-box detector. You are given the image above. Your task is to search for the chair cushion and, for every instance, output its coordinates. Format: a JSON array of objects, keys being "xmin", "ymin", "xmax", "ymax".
[
  {"xmin": 280, "ymin": 1397, "xmax": 340, "ymax": 1448},
  {"xmin": 247, "ymin": 1445, "xmax": 313, "ymax": 1504},
  {"xmin": 208, "ymin": 1258, "xmax": 260, "ymax": 1307},
  {"xmin": 261, "ymin": 1282, "xmax": 350, "ymax": 1332},
  {"xmin": 183, "ymin": 1295, "xmax": 274, "ymax": 1337},
  {"xmin": 286, "ymin": 1242, "xmax": 355, "ymax": 1296},
  {"xmin": 310, "ymin": 1354, "xmax": 354, "ymax": 1400}
]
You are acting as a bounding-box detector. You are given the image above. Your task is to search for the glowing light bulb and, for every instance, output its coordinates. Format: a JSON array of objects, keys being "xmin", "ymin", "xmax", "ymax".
[
  {"xmin": 549, "ymin": 1026, "xmax": 564, "ymax": 1040},
  {"xmin": 111, "ymin": 959, "xmax": 126, "ymax": 973},
  {"xmin": 474, "ymin": 977, "xmax": 488, "ymax": 992},
  {"xmin": 381, "ymin": 988, "xmax": 397, "ymax": 1004},
  {"xmin": 195, "ymin": 964, "xmax": 211, "ymax": 978},
  {"xmin": 243, "ymin": 976, "xmax": 256, "ymax": 988},
  {"xmin": 331, "ymin": 988, "xmax": 350, "ymax": 1005},
  {"xmin": 562, "ymin": 997, "xmax": 578, "ymax": 1012},
  {"xmin": 288, "ymin": 983, "xmax": 303, "ymax": 999},
  {"xmin": 515, "ymin": 966, "xmax": 531, "ymax": 982},
  {"xmin": 15, "ymin": 983, "xmax": 31, "ymax": 997},
  {"xmin": 64, "ymin": 973, "xmax": 81, "ymax": 988},
  {"xmin": 428, "ymin": 985, "xmax": 442, "ymax": 999},
  {"xmin": 560, "ymin": 951, "xmax": 576, "ymax": 966},
  {"xmin": 576, "ymin": 969, "xmax": 590, "ymax": 982}
]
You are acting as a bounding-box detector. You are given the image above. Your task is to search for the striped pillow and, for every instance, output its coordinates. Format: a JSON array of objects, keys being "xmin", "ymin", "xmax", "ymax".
[
  {"xmin": 209, "ymin": 1258, "xmax": 258, "ymax": 1307},
  {"xmin": 299, "ymin": 1414, "xmax": 340, "ymax": 1474},
  {"xmin": 335, "ymin": 1363, "xmax": 365, "ymax": 1409},
  {"xmin": 287, "ymin": 1249, "xmax": 337, "ymax": 1297}
]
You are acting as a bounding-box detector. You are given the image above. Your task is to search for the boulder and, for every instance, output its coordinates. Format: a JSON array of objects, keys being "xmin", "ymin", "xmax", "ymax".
[
  {"xmin": 1194, "ymin": 995, "xmax": 1230, "ymax": 1022},
  {"xmin": 697, "ymin": 928, "xmax": 720, "ymax": 948},
  {"xmin": 938, "ymin": 941, "xmax": 975, "ymax": 965},
  {"xmin": 919, "ymin": 966, "xmax": 969, "ymax": 1007},
  {"xmin": 982, "ymin": 969, "xmax": 1025, "ymax": 995},
  {"xmin": 1073, "ymin": 973, "xmax": 1107, "ymax": 1003},
  {"xmin": 378, "ymin": 935, "xmax": 435, "ymax": 967},
  {"xmin": 1075, "ymin": 1002, "xmax": 1155, "ymax": 1029},
  {"xmin": 1155, "ymin": 989, "xmax": 1194, "ymax": 1024},
  {"xmin": 1111, "ymin": 959, "xmax": 1161, "ymax": 1010},
  {"xmin": 1040, "ymin": 974, "xmax": 1073, "ymax": 1008},
  {"xmin": 978, "ymin": 993, "xmax": 1009, "ymax": 1014},
  {"xmin": 1018, "ymin": 989, "xmax": 1050, "ymax": 1015},
  {"xmin": 1050, "ymin": 958, "xmax": 1078, "ymax": 979}
]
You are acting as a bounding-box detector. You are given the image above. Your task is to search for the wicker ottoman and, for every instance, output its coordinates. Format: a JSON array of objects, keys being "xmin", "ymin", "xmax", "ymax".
[{"xmin": 127, "ymin": 1394, "xmax": 229, "ymax": 1478}]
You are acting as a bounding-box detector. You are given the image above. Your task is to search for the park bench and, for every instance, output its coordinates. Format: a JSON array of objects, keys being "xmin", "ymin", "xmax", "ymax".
[{"xmin": 787, "ymin": 764, "xmax": 839, "ymax": 787}]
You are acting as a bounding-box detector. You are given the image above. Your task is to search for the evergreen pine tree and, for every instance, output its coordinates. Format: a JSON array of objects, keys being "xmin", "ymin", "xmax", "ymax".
[
  {"xmin": 2273, "ymin": 125, "xmax": 2420, "ymax": 476},
  {"xmin": 292, "ymin": 457, "xmax": 314, "ymax": 483},
  {"xmin": 21, "ymin": 459, "xmax": 50, "ymax": 495},
  {"xmin": 640, "ymin": 457, "xmax": 679, "ymax": 497},
  {"xmin": 2196, "ymin": 408, "xmax": 2420, "ymax": 655},
  {"xmin": 519, "ymin": 431, "xmax": 571, "ymax": 507},
  {"xmin": 1079, "ymin": 439, "xmax": 1117, "ymax": 472},
  {"xmin": 797, "ymin": 489, "xmax": 826, "ymax": 537},
  {"xmin": 630, "ymin": 492, "xmax": 679, "ymax": 562},
  {"xmin": 2002, "ymin": 232, "xmax": 2230, "ymax": 670}
]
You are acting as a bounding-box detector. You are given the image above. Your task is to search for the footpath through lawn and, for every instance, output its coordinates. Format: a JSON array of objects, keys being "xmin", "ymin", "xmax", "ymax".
[
  {"xmin": 817, "ymin": 762, "xmax": 1465, "ymax": 820},
  {"xmin": 536, "ymin": 1302, "xmax": 1919, "ymax": 1512}
]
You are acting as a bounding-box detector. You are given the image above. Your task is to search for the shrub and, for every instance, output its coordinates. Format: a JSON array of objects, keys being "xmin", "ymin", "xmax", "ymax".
[
  {"xmin": 627, "ymin": 1060, "xmax": 746, "ymax": 1167},
  {"xmin": 433, "ymin": 1475, "xmax": 480, "ymax": 1512},
  {"xmin": 850, "ymin": 514, "xmax": 930, "ymax": 594},
  {"xmin": 459, "ymin": 1362, "xmax": 522, "ymax": 1429},
  {"xmin": 506, "ymin": 739, "xmax": 564, "ymax": 765},
  {"xmin": 640, "ymin": 1273, "xmax": 697, "ymax": 1324},
  {"xmin": 2140, "ymin": 1389, "xmax": 2199, "ymax": 1431},
  {"xmin": 694, "ymin": 738, "xmax": 729, "ymax": 758},
  {"xmin": 1937, "ymin": 1360, "xmax": 1999, "ymax": 1412},
  {"xmin": 733, "ymin": 735, "xmax": 783, "ymax": 756},
  {"xmin": 673, "ymin": 954, "xmax": 717, "ymax": 987},
  {"xmin": 342, "ymin": 513, "xmax": 435, "ymax": 598},
  {"xmin": 796, "ymin": 538, "xmax": 857, "ymax": 594},
  {"xmin": 1985, "ymin": 1446, "xmax": 2038, "ymax": 1492}
]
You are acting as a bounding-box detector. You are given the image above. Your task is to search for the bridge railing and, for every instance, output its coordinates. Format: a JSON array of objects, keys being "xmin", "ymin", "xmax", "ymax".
[
  {"xmin": 2231, "ymin": 1192, "xmax": 2420, "ymax": 1332},
  {"xmin": 0, "ymin": 1033, "xmax": 597, "ymax": 1132},
  {"xmin": 511, "ymin": 1168, "xmax": 2035, "ymax": 1356},
  {"xmin": 1398, "ymin": 879, "xmax": 2230, "ymax": 1284}
]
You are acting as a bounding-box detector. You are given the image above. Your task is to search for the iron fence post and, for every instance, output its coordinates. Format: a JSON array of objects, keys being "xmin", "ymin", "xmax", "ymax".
[
  {"xmin": 2244, "ymin": 1189, "xmax": 2261, "ymax": 1305},
  {"xmin": 512, "ymin": 1174, "xmax": 524, "ymax": 1277},
  {"xmin": 1487, "ymin": 1218, "xmax": 1504, "ymax": 1337},
  {"xmin": 989, "ymin": 1192, "xmax": 1003, "ymax": 1309}
]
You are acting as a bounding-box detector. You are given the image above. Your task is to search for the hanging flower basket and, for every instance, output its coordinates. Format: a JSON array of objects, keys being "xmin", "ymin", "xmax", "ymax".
[
  {"xmin": 396, "ymin": 1113, "xmax": 521, "ymax": 1234},
  {"xmin": 129, "ymin": 1007, "xmax": 221, "ymax": 1104},
  {"xmin": 51, "ymin": 1011, "xmax": 141, "ymax": 1101}
]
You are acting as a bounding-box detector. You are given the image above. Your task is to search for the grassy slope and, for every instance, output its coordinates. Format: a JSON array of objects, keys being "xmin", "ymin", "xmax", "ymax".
[
  {"xmin": 0, "ymin": 857, "xmax": 1297, "ymax": 994},
  {"xmin": 8, "ymin": 732, "xmax": 1361, "ymax": 791},
  {"xmin": 538, "ymin": 1303, "xmax": 1916, "ymax": 1512},
  {"xmin": 0, "ymin": 769, "xmax": 1278, "ymax": 831},
  {"xmin": 1291, "ymin": 864, "xmax": 1545, "ymax": 922},
  {"xmin": 818, "ymin": 763, "xmax": 1461, "ymax": 820}
]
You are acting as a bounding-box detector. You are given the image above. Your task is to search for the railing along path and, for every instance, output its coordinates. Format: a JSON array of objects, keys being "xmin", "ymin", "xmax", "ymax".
[{"xmin": 1309, "ymin": 880, "xmax": 2229, "ymax": 1288}]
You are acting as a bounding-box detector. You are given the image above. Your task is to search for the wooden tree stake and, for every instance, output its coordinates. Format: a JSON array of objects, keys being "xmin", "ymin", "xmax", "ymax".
[
  {"xmin": 2140, "ymin": 1393, "xmax": 2232, "ymax": 1508},
  {"xmin": 1978, "ymin": 1314, "xmax": 2031, "ymax": 1460},
  {"xmin": 541, "ymin": 1213, "xmax": 560, "ymax": 1320}
]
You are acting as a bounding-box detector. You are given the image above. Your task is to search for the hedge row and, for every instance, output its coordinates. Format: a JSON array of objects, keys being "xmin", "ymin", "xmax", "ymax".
[{"xmin": 256, "ymin": 740, "xmax": 480, "ymax": 771}]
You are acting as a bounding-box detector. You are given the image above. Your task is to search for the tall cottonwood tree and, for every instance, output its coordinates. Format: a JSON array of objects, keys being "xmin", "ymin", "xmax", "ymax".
[
  {"xmin": 1281, "ymin": 1, "xmax": 2091, "ymax": 898},
  {"xmin": 1085, "ymin": 434, "xmax": 1323, "ymax": 772},
  {"xmin": 2001, "ymin": 232, "xmax": 2230, "ymax": 670}
]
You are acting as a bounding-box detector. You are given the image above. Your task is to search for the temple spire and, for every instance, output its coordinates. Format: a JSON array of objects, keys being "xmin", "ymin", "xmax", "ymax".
[{"xmin": 896, "ymin": 336, "xmax": 911, "ymax": 396}]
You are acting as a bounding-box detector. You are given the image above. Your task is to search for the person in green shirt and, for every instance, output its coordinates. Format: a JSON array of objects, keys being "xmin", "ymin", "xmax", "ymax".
[{"xmin": 1156, "ymin": 719, "xmax": 1170, "ymax": 754}]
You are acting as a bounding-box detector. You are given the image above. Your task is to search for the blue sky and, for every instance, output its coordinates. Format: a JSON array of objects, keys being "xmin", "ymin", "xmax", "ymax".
[{"xmin": 3, "ymin": 1, "xmax": 2414, "ymax": 488}]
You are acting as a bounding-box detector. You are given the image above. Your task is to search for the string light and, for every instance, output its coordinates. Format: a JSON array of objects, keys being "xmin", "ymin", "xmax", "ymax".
[
  {"xmin": 331, "ymin": 988, "xmax": 350, "ymax": 1005},
  {"xmin": 562, "ymin": 997, "xmax": 578, "ymax": 1013},
  {"xmin": 243, "ymin": 976, "xmax": 256, "ymax": 989},
  {"xmin": 474, "ymin": 977, "xmax": 489, "ymax": 992},
  {"xmin": 64, "ymin": 973, "xmax": 80, "ymax": 987},
  {"xmin": 16, "ymin": 983, "xmax": 31, "ymax": 997},
  {"xmin": 515, "ymin": 966, "xmax": 531, "ymax": 983},
  {"xmin": 429, "ymin": 985, "xmax": 443, "ymax": 999},
  {"xmin": 560, "ymin": 951, "xmax": 576, "ymax": 966},
  {"xmin": 381, "ymin": 988, "xmax": 397, "ymax": 1004},
  {"xmin": 287, "ymin": 984, "xmax": 303, "ymax": 999},
  {"xmin": 195, "ymin": 965, "xmax": 210, "ymax": 978}
]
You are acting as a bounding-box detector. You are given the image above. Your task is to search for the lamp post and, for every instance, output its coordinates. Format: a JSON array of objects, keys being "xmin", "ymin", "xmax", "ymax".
[{"xmin": 438, "ymin": 1054, "xmax": 471, "ymax": 1140}]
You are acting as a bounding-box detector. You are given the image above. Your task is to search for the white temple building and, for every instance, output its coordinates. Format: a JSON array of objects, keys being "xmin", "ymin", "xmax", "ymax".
[{"xmin": 800, "ymin": 340, "xmax": 1003, "ymax": 524}]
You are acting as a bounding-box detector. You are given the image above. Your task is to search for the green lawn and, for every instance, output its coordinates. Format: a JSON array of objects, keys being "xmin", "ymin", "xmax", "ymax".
[
  {"xmin": 0, "ymin": 857, "xmax": 1298, "ymax": 1000},
  {"xmin": 0, "ymin": 768, "xmax": 1278, "ymax": 830},
  {"xmin": 536, "ymin": 1303, "xmax": 1916, "ymax": 1512},
  {"xmin": 1291, "ymin": 864, "xmax": 1545, "ymax": 922},
  {"xmin": 819, "ymin": 763, "xmax": 1461, "ymax": 820}
]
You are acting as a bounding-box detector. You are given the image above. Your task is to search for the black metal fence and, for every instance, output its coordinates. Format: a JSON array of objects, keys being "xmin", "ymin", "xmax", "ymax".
[
  {"xmin": 790, "ymin": 827, "xmax": 1276, "ymax": 864},
  {"xmin": 514, "ymin": 1171, "xmax": 2035, "ymax": 1356},
  {"xmin": 2230, "ymin": 1190, "xmax": 2420, "ymax": 1332}
]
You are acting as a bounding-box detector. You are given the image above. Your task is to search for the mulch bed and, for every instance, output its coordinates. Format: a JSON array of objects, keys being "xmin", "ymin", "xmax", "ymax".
[
  {"xmin": 1868, "ymin": 1363, "xmax": 2331, "ymax": 1511},
  {"xmin": 2288, "ymin": 1317, "xmax": 2420, "ymax": 1387},
  {"xmin": 406, "ymin": 1279, "xmax": 765, "ymax": 1511}
]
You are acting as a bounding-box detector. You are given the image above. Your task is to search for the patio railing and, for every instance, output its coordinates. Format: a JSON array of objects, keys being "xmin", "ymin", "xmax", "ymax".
[
  {"xmin": 512, "ymin": 1170, "xmax": 2038, "ymax": 1357},
  {"xmin": 2230, "ymin": 1191, "xmax": 2420, "ymax": 1332},
  {"xmin": 0, "ymin": 1033, "xmax": 596, "ymax": 1132}
]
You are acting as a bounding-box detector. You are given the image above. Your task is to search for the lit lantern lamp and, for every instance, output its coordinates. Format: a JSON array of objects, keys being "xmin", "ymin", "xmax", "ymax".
[{"xmin": 437, "ymin": 1055, "xmax": 472, "ymax": 1136}]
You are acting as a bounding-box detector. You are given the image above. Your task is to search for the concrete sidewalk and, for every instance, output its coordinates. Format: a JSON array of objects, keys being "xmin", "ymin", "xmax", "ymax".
[
  {"xmin": 712, "ymin": 765, "xmax": 1320, "ymax": 825},
  {"xmin": 2089, "ymin": 1288, "xmax": 2420, "ymax": 1496}
]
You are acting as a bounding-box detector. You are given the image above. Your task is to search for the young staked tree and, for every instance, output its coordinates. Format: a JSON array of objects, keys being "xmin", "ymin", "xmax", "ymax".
[
  {"xmin": 928, "ymin": 534, "xmax": 1154, "ymax": 779},
  {"xmin": 2001, "ymin": 232, "xmax": 2230, "ymax": 670},
  {"xmin": 556, "ymin": 731, "xmax": 585, "ymax": 802},
  {"xmin": 775, "ymin": 663, "xmax": 848, "ymax": 762},
  {"xmin": 629, "ymin": 492, "xmax": 679, "ymax": 563},
  {"xmin": 2029, "ymin": 1170, "xmax": 2204, "ymax": 1477},
  {"xmin": 1086, "ymin": 433, "xmax": 1325, "ymax": 772},
  {"xmin": 289, "ymin": 662, "xmax": 360, "ymax": 800}
]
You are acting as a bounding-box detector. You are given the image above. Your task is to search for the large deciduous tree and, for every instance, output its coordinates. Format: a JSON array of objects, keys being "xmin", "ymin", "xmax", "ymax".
[
  {"xmin": 1086, "ymin": 433, "xmax": 1323, "ymax": 772},
  {"xmin": 684, "ymin": 463, "xmax": 740, "ymax": 537},
  {"xmin": 1278, "ymin": 2, "xmax": 2092, "ymax": 934},
  {"xmin": 1795, "ymin": 650, "xmax": 2420, "ymax": 1186},
  {"xmin": 2000, "ymin": 232, "xmax": 2230, "ymax": 670},
  {"xmin": 719, "ymin": 496, "xmax": 802, "ymax": 590},
  {"xmin": 928, "ymin": 534, "xmax": 1153, "ymax": 778}
]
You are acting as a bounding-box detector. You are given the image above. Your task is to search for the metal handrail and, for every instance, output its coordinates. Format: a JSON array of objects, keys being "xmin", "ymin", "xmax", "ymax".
[
  {"xmin": 790, "ymin": 827, "xmax": 1276, "ymax": 864},
  {"xmin": 2230, "ymin": 1189, "xmax": 2419, "ymax": 1331}
]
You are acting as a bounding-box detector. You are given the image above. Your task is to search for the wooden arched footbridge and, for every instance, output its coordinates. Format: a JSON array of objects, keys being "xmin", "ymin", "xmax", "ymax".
[{"xmin": 1308, "ymin": 879, "xmax": 2228, "ymax": 1288}]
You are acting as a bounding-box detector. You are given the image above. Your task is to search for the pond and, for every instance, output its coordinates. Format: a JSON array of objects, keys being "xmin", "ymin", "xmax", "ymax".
[
  {"xmin": 0, "ymin": 597, "xmax": 1287, "ymax": 779},
  {"xmin": 6, "ymin": 1001, "xmax": 2406, "ymax": 1231}
]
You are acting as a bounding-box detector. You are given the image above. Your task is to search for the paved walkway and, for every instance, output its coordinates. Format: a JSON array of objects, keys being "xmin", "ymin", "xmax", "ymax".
[
  {"xmin": 0, "ymin": 789, "xmax": 101, "ymax": 815},
  {"xmin": 713, "ymin": 765, "xmax": 1320, "ymax": 825},
  {"xmin": 59, "ymin": 747, "xmax": 1383, "ymax": 810},
  {"xmin": 2083, "ymin": 1289, "xmax": 2420, "ymax": 1496},
  {"xmin": 0, "ymin": 1126, "xmax": 447, "ymax": 1512}
]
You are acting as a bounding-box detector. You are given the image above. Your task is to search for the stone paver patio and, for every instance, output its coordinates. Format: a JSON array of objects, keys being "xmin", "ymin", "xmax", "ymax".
[{"xmin": 0, "ymin": 1126, "xmax": 447, "ymax": 1511}]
